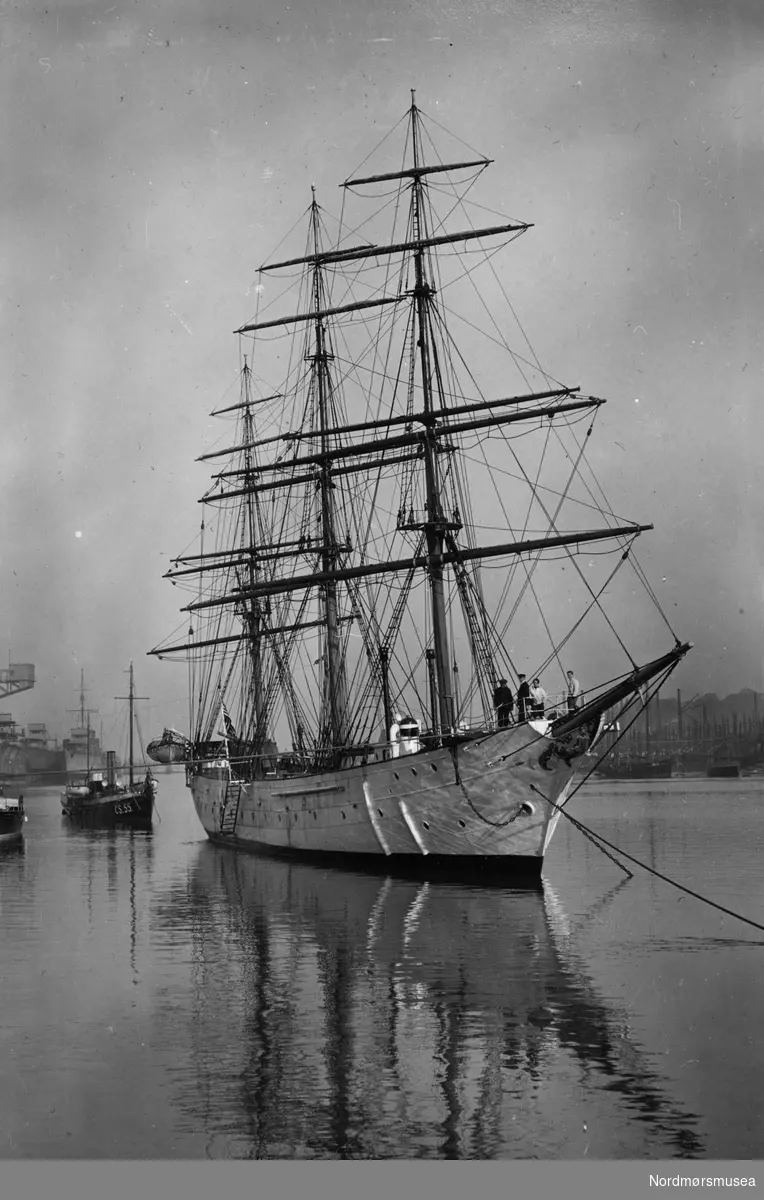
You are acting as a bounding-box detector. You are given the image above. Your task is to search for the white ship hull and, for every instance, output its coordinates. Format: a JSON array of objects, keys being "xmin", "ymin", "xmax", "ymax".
[{"xmin": 189, "ymin": 720, "xmax": 595, "ymax": 874}]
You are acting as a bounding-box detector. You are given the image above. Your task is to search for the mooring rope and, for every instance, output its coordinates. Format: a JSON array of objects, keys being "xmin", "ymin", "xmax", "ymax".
[
  {"xmin": 548, "ymin": 799, "xmax": 633, "ymax": 879},
  {"xmin": 529, "ymin": 783, "xmax": 764, "ymax": 935}
]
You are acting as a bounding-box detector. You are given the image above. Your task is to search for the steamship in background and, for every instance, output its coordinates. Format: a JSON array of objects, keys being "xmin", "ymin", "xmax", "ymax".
[
  {"xmin": 0, "ymin": 664, "xmax": 110, "ymax": 786},
  {"xmin": 61, "ymin": 669, "xmax": 104, "ymax": 778},
  {"xmin": 0, "ymin": 713, "xmax": 66, "ymax": 784},
  {"xmin": 0, "ymin": 662, "xmax": 67, "ymax": 785}
]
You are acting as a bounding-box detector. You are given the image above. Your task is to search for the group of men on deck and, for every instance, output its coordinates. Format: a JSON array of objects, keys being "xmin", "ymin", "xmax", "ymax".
[
  {"xmin": 492, "ymin": 670, "xmax": 582, "ymax": 728},
  {"xmin": 387, "ymin": 669, "xmax": 583, "ymax": 755}
]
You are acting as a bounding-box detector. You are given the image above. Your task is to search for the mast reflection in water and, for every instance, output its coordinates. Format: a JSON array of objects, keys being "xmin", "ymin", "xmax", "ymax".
[{"xmin": 152, "ymin": 847, "xmax": 703, "ymax": 1159}]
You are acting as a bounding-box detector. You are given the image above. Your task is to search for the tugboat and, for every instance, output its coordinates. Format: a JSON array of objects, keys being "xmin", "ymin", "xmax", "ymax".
[{"xmin": 61, "ymin": 664, "xmax": 157, "ymax": 826}]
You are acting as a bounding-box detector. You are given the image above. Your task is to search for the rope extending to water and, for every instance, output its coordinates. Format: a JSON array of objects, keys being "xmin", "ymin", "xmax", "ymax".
[
  {"xmin": 530, "ymin": 783, "xmax": 764, "ymax": 935},
  {"xmin": 548, "ymin": 800, "xmax": 633, "ymax": 879}
]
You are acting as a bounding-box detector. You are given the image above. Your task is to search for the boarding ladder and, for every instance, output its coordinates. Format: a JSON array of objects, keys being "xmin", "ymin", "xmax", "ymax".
[{"xmin": 219, "ymin": 780, "xmax": 244, "ymax": 836}]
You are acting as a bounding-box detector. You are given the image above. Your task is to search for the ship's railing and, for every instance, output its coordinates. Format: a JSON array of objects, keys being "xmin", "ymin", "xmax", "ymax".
[
  {"xmin": 184, "ymin": 724, "xmax": 501, "ymax": 783},
  {"xmin": 181, "ymin": 702, "xmax": 581, "ymax": 784},
  {"xmin": 182, "ymin": 696, "xmax": 611, "ymax": 783}
]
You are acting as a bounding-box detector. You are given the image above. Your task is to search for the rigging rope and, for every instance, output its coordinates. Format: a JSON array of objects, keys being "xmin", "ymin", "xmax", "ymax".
[
  {"xmin": 532, "ymin": 547, "xmax": 634, "ymax": 682},
  {"xmin": 548, "ymin": 420, "xmax": 680, "ymax": 643},
  {"xmin": 524, "ymin": 668, "xmax": 764, "ymax": 935},
  {"xmin": 531, "ymin": 782, "xmax": 764, "ymax": 935}
]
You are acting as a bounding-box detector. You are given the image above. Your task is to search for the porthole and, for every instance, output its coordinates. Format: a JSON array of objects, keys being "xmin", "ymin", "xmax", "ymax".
[
  {"xmin": 422, "ymin": 820, "xmax": 430, "ymax": 830},
  {"xmin": 458, "ymin": 819, "xmax": 466, "ymax": 828},
  {"xmin": 393, "ymin": 772, "xmax": 400, "ymax": 780},
  {"xmin": 411, "ymin": 767, "xmax": 417, "ymax": 776},
  {"xmin": 430, "ymin": 763, "xmax": 438, "ymax": 772},
  {"xmin": 313, "ymin": 812, "xmax": 317, "ymax": 819},
  {"xmin": 378, "ymin": 809, "xmax": 384, "ymax": 818},
  {"xmin": 341, "ymin": 811, "xmax": 346, "ymax": 819}
]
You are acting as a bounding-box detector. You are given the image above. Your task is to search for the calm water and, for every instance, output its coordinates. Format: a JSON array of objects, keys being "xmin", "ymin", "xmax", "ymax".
[{"xmin": 1, "ymin": 773, "xmax": 763, "ymax": 1160}]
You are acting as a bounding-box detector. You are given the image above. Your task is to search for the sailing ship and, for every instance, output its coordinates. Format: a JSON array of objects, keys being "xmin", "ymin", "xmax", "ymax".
[
  {"xmin": 150, "ymin": 94, "xmax": 691, "ymax": 875},
  {"xmin": 61, "ymin": 664, "xmax": 157, "ymax": 825}
]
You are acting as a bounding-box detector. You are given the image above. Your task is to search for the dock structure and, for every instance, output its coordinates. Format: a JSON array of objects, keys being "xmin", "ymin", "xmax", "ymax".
[{"xmin": 0, "ymin": 664, "xmax": 35, "ymax": 700}]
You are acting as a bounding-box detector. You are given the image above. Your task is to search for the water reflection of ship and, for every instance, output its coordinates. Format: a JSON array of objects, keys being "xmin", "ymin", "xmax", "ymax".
[
  {"xmin": 0, "ymin": 835, "xmax": 25, "ymax": 859},
  {"xmin": 156, "ymin": 847, "xmax": 703, "ymax": 1159},
  {"xmin": 63, "ymin": 821, "xmax": 154, "ymax": 971}
]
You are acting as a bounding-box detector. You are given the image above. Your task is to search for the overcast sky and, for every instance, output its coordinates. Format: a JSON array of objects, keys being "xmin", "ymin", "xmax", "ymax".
[{"xmin": 3, "ymin": 0, "xmax": 763, "ymax": 740}]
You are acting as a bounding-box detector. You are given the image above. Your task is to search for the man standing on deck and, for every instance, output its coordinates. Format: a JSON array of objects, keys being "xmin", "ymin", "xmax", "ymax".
[
  {"xmin": 530, "ymin": 678, "xmax": 548, "ymax": 718},
  {"xmin": 517, "ymin": 674, "xmax": 532, "ymax": 721},
  {"xmin": 492, "ymin": 678, "xmax": 514, "ymax": 728},
  {"xmin": 566, "ymin": 670, "xmax": 582, "ymax": 712}
]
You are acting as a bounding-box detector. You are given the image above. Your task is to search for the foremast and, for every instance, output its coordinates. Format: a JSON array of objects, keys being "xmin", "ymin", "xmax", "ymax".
[
  {"xmin": 309, "ymin": 188, "xmax": 350, "ymax": 761},
  {"xmin": 409, "ymin": 94, "xmax": 455, "ymax": 735}
]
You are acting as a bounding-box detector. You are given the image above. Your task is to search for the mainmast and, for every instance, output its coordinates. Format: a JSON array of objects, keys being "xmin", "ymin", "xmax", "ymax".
[
  {"xmin": 409, "ymin": 91, "xmax": 455, "ymax": 736},
  {"xmin": 129, "ymin": 665, "xmax": 134, "ymax": 787},
  {"xmin": 240, "ymin": 363, "xmax": 267, "ymax": 755},
  {"xmin": 310, "ymin": 188, "xmax": 349, "ymax": 758},
  {"xmin": 116, "ymin": 663, "xmax": 147, "ymax": 788}
]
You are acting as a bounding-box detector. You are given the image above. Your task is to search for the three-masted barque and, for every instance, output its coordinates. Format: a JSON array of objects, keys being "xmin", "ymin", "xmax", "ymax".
[{"xmin": 151, "ymin": 94, "xmax": 691, "ymax": 876}]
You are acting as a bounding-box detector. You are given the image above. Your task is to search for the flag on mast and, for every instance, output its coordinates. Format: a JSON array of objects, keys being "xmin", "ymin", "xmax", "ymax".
[{"xmin": 217, "ymin": 700, "xmax": 237, "ymax": 742}]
